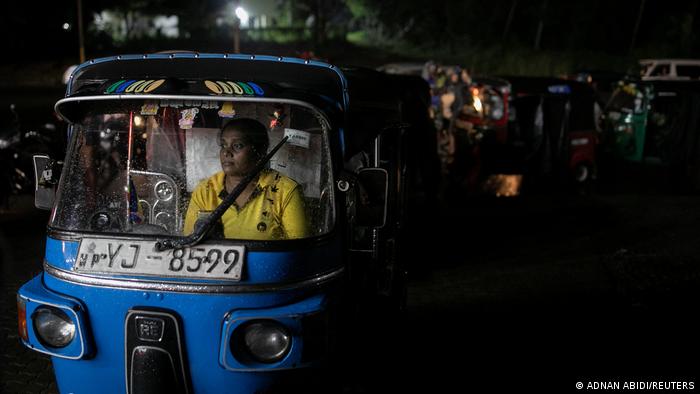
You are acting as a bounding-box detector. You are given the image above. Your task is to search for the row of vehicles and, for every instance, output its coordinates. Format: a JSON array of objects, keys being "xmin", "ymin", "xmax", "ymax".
[
  {"xmin": 383, "ymin": 62, "xmax": 601, "ymax": 194},
  {"xmin": 15, "ymin": 53, "xmax": 700, "ymax": 393},
  {"xmin": 384, "ymin": 59, "xmax": 700, "ymax": 195},
  {"xmin": 601, "ymin": 78, "xmax": 700, "ymax": 190}
]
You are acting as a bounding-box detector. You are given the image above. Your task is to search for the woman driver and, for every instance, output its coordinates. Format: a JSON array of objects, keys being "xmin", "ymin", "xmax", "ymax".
[{"xmin": 183, "ymin": 118, "xmax": 309, "ymax": 240}]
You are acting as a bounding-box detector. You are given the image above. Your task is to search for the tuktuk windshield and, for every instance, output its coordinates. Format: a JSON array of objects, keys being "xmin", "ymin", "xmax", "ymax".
[{"xmin": 53, "ymin": 98, "xmax": 335, "ymax": 241}]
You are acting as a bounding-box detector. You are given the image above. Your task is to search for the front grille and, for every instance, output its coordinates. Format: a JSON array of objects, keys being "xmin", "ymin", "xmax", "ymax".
[{"xmin": 125, "ymin": 308, "xmax": 191, "ymax": 394}]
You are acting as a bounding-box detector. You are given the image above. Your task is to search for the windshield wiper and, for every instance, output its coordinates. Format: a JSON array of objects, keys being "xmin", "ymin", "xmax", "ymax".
[{"xmin": 155, "ymin": 136, "xmax": 289, "ymax": 251}]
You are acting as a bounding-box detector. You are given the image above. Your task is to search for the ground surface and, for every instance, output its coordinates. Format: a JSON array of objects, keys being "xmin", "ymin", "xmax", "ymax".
[
  {"xmin": 1, "ymin": 197, "xmax": 57, "ymax": 394},
  {"xmin": 2, "ymin": 180, "xmax": 699, "ymax": 393}
]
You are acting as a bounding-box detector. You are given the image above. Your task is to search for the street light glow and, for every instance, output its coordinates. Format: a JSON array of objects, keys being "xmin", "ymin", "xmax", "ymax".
[
  {"xmin": 235, "ymin": 6, "xmax": 248, "ymax": 23},
  {"xmin": 62, "ymin": 22, "xmax": 71, "ymax": 31}
]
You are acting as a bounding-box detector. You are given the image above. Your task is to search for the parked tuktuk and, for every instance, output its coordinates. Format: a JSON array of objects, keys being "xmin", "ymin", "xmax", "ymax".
[
  {"xmin": 506, "ymin": 76, "xmax": 600, "ymax": 186},
  {"xmin": 601, "ymin": 79, "xmax": 700, "ymax": 190},
  {"xmin": 17, "ymin": 53, "xmax": 414, "ymax": 393},
  {"xmin": 601, "ymin": 79, "xmax": 653, "ymax": 162}
]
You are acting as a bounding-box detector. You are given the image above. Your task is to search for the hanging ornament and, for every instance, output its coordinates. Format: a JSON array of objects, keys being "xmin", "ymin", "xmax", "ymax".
[{"xmin": 269, "ymin": 105, "xmax": 286, "ymax": 129}]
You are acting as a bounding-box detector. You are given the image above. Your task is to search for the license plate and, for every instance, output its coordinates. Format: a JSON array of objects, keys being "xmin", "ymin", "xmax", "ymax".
[{"xmin": 75, "ymin": 238, "xmax": 245, "ymax": 280}]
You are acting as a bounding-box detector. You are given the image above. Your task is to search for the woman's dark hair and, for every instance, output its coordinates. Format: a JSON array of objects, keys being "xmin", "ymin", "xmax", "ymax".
[{"xmin": 220, "ymin": 118, "xmax": 269, "ymax": 158}]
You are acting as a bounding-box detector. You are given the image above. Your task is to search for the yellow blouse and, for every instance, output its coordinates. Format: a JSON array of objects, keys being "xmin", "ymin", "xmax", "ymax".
[{"xmin": 183, "ymin": 170, "xmax": 309, "ymax": 240}]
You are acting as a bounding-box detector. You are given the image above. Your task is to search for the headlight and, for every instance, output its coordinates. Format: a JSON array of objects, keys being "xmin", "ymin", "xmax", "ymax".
[
  {"xmin": 232, "ymin": 320, "xmax": 291, "ymax": 363},
  {"xmin": 32, "ymin": 306, "xmax": 76, "ymax": 348}
]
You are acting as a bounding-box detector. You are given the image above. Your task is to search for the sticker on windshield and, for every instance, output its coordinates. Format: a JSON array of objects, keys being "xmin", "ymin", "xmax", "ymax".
[
  {"xmin": 201, "ymin": 101, "xmax": 219, "ymax": 109},
  {"xmin": 161, "ymin": 99, "xmax": 184, "ymax": 108},
  {"xmin": 140, "ymin": 101, "xmax": 159, "ymax": 115},
  {"xmin": 204, "ymin": 80, "xmax": 264, "ymax": 96},
  {"xmin": 284, "ymin": 128, "xmax": 311, "ymax": 149},
  {"xmin": 105, "ymin": 79, "xmax": 165, "ymax": 94},
  {"xmin": 218, "ymin": 102, "xmax": 236, "ymax": 118},
  {"xmin": 179, "ymin": 108, "xmax": 199, "ymax": 129}
]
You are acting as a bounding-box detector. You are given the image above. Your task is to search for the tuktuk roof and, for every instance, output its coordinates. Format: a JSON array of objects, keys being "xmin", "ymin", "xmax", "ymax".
[
  {"xmin": 59, "ymin": 53, "xmax": 348, "ymax": 116},
  {"xmin": 57, "ymin": 53, "xmax": 418, "ymax": 160}
]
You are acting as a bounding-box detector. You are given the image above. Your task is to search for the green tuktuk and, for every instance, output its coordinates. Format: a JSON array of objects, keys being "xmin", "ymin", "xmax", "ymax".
[{"xmin": 602, "ymin": 81, "xmax": 653, "ymax": 162}]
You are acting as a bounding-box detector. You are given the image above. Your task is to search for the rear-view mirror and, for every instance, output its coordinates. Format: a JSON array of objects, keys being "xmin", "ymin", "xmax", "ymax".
[{"xmin": 33, "ymin": 155, "xmax": 59, "ymax": 210}]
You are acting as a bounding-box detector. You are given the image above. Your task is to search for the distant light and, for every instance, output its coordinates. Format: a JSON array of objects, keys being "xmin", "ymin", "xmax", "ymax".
[
  {"xmin": 235, "ymin": 7, "xmax": 249, "ymax": 23},
  {"xmin": 153, "ymin": 15, "xmax": 179, "ymax": 38},
  {"xmin": 62, "ymin": 22, "xmax": 71, "ymax": 31},
  {"xmin": 473, "ymin": 96, "xmax": 483, "ymax": 113}
]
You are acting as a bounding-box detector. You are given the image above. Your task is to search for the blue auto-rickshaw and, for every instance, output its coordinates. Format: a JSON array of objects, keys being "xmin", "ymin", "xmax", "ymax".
[{"xmin": 16, "ymin": 53, "xmax": 414, "ymax": 393}]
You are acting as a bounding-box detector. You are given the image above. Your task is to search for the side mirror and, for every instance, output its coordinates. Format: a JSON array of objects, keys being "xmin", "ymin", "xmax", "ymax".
[
  {"xmin": 33, "ymin": 155, "xmax": 60, "ymax": 210},
  {"xmin": 355, "ymin": 168, "xmax": 388, "ymax": 228}
]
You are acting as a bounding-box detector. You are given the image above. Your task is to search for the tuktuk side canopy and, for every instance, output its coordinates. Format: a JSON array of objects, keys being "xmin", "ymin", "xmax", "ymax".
[
  {"xmin": 57, "ymin": 53, "xmax": 413, "ymax": 161},
  {"xmin": 341, "ymin": 67, "xmax": 422, "ymax": 158}
]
